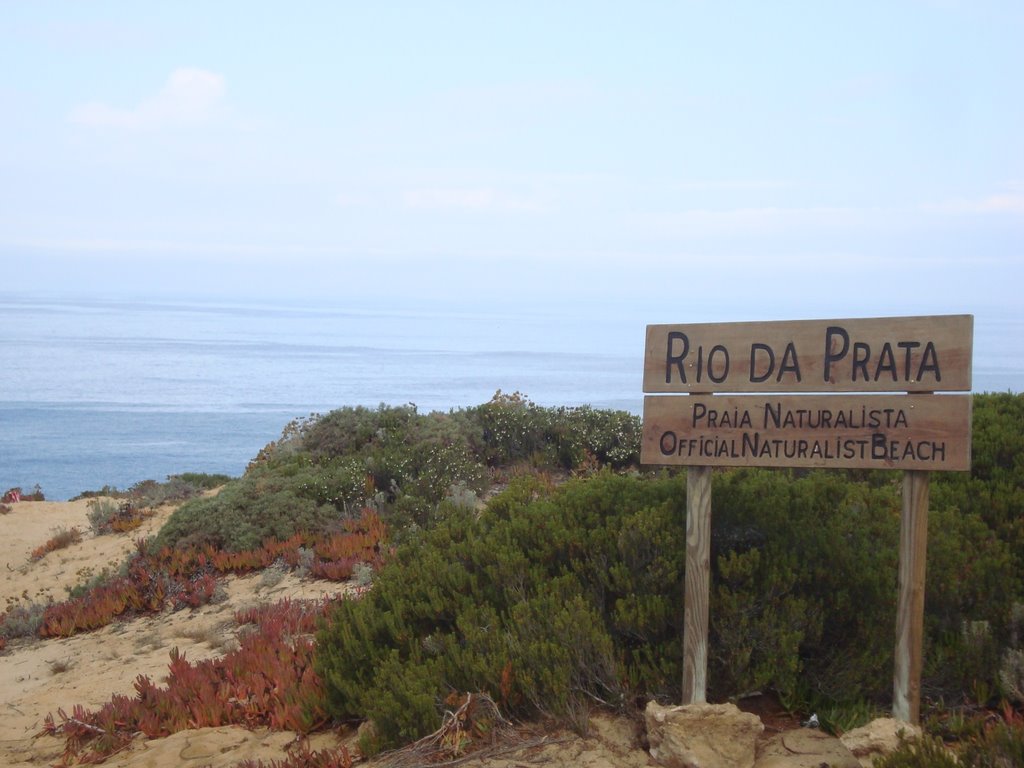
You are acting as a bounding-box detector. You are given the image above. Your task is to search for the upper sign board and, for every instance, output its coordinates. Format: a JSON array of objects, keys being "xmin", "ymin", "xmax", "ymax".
[{"xmin": 643, "ymin": 315, "xmax": 973, "ymax": 394}]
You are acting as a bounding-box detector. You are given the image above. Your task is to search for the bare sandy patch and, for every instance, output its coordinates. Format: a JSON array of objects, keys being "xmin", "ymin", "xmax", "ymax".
[{"xmin": 1, "ymin": 498, "xmax": 170, "ymax": 608}]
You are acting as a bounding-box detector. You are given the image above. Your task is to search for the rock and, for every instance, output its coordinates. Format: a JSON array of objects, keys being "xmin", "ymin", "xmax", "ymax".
[
  {"xmin": 754, "ymin": 728, "xmax": 860, "ymax": 768},
  {"xmin": 839, "ymin": 718, "xmax": 922, "ymax": 768},
  {"xmin": 645, "ymin": 701, "xmax": 764, "ymax": 768}
]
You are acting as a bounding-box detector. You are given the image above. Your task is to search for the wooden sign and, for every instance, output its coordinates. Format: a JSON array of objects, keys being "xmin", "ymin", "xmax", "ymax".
[
  {"xmin": 643, "ymin": 394, "xmax": 971, "ymax": 470},
  {"xmin": 644, "ymin": 315, "xmax": 973, "ymax": 393},
  {"xmin": 642, "ymin": 314, "xmax": 974, "ymax": 723}
]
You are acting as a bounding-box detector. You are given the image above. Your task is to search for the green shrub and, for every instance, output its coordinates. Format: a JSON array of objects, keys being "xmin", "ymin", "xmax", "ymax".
[
  {"xmin": 361, "ymin": 651, "xmax": 446, "ymax": 751},
  {"xmin": 463, "ymin": 392, "xmax": 641, "ymax": 470},
  {"xmin": 959, "ymin": 721, "xmax": 1024, "ymax": 767},
  {"xmin": 922, "ymin": 508, "xmax": 1016, "ymax": 700},
  {"xmin": 711, "ymin": 546, "xmax": 812, "ymax": 697},
  {"xmin": 153, "ymin": 469, "xmax": 339, "ymax": 552},
  {"xmin": 129, "ymin": 475, "xmax": 211, "ymax": 507},
  {"xmin": 466, "ymin": 391, "xmax": 553, "ymax": 466},
  {"xmin": 66, "ymin": 566, "xmax": 117, "ymax": 600},
  {"xmin": 71, "ymin": 485, "xmax": 129, "ymax": 501},
  {"xmin": 0, "ymin": 601, "xmax": 47, "ymax": 642},
  {"xmin": 875, "ymin": 722, "xmax": 1024, "ymax": 768},
  {"xmin": 548, "ymin": 403, "xmax": 643, "ymax": 469},
  {"xmin": 171, "ymin": 472, "xmax": 232, "ymax": 490},
  {"xmin": 709, "ymin": 469, "xmax": 902, "ymax": 702},
  {"xmin": 315, "ymin": 472, "xmax": 686, "ymax": 750},
  {"xmin": 300, "ymin": 404, "xmax": 419, "ymax": 460},
  {"xmin": 874, "ymin": 735, "xmax": 959, "ymax": 768},
  {"xmin": 75, "ymin": 474, "xmax": 231, "ymax": 506},
  {"xmin": 933, "ymin": 393, "xmax": 1024, "ymax": 577},
  {"xmin": 316, "ymin": 452, "xmax": 1022, "ymax": 746},
  {"xmin": 922, "ymin": 394, "xmax": 1024, "ymax": 700},
  {"xmin": 156, "ymin": 398, "xmax": 641, "ymax": 553},
  {"xmin": 86, "ymin": 499, "xmax": 121, "ymax": 535}
]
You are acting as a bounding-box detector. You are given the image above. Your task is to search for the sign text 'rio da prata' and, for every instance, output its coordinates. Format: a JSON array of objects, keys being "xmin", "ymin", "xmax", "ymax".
[{"xmin": 641, "ymin": 315, "xmax": 973, "ymax": 471}]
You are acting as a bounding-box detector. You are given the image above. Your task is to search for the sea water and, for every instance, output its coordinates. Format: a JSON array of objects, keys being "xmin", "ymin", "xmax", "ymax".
[
  {"xmin": 1, "ymin": 294, "xmax": 1020, "ymax": 500},
  {"xmin": 0, "ymin": 295, "xmax": 644, "ymax": 500}
]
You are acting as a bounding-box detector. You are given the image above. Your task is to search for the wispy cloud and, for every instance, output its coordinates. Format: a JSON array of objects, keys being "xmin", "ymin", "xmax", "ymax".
[
  {"xmin": 11, "ymin": 236, "xmax": 274, "ymax": 255},
  {"xmin": 401, "ymin": 187, "xmax": 542, "ymax": 213},
  {"xmin": 930, "ymin": 196, "xmax": 1024, "ymax": 214},
  {"xmin": 669, "ymin": 179, "xmax": 795, "ymax": 192},
  {"xmin": 627, "ymin": 205, "xmax": 869, "ymax": 237},
  {"xmin": 402, "ymin": 187, "xmax": 495, "ymax": 210},
  {"xmin": 922, "ymin": 185, "xmax": 1024, "ymax": 215},
  {"xmin": 69, "ymin": 68, "xmax": 226, "ymax": 129}
]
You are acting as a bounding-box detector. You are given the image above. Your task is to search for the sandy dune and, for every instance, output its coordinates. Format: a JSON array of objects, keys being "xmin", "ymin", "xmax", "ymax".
[{"xmin": 0, "ymin": 499, "xmax": 359, "ymax": 766}]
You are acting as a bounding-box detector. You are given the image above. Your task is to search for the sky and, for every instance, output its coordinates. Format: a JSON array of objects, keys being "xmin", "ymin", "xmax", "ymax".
[{"xmin": 1, "ymin": 1, "xmax": 1022, "ymax": 321}]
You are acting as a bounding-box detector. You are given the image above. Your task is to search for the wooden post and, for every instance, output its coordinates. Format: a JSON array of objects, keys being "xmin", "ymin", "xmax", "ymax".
[
  {"xmin": 683, "ymin": 465, "xmax": 713, "ymax": 704},
  {"xmin": 893, "ymin": 470, "xmax": 930, "ymax": 723}
]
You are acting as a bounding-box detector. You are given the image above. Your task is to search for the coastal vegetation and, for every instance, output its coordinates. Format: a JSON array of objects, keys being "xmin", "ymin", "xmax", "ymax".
[
  {"xmin": 29, "ymin": 526, "xmax": 83, "ymax": 561},
  {"xmin": 7, "ymin": 391, "xmax": 1023, "ymax": 765},
  {"xmin": 43, "ymin": 598, "xmax": 349, "ymax": 766},
  {"xmin": 71, "ymin": 472, "xmax": 232, "ymax": 506}
]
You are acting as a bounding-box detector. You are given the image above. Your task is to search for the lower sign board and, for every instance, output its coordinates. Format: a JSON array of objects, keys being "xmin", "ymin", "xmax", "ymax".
[{"xmin": 642, "ymin": 394, "xmax": 971, "ymax": 471}]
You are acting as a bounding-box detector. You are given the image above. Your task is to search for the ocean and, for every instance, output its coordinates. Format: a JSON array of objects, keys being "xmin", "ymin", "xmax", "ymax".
[{"xmin": 1, "ymin": 295, "xmax": 1020, "ymax": 501}]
